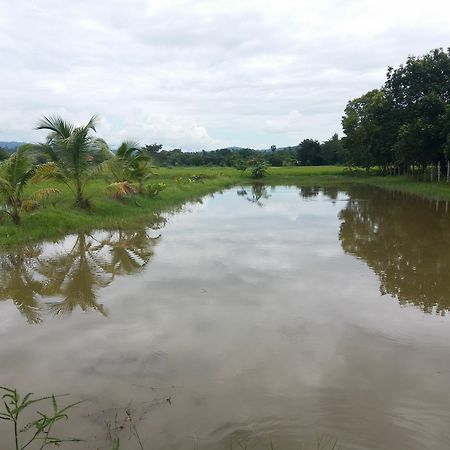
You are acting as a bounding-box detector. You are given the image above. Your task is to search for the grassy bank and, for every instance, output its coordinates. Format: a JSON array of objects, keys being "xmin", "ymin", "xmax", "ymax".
[
  {"xmin": 347, "ymin": 174, "xmax": 450, "ymax": 200},
  {"xmin": 2, "ymin": 165, "xmax": 450, "ymax": 248},
  {"xmin": 0, "ymin": 168, "xmax": 241, "ymax": 248}
]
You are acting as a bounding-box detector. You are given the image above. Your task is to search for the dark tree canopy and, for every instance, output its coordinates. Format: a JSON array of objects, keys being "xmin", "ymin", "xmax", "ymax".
[
  {"xmin": 297, "ymin": 139, "xmax": 323, "ymax": 166},
  {"xmin": 342, "ymin": 48, "xmax": 450, "ymax": 171},
  {"xmin": 0, "ymin": 147, "xmax": 11, "ymax": 161}
]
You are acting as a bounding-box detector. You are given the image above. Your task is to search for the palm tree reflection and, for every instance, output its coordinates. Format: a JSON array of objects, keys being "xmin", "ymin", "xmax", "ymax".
[
  {"xmin": 0, "ymin": 225, "xmax": 163, "ymax": 323},
  {"xmin": 237, "ymin": 184, "xmax": 271, "ymax": 207},
  {"xmin": 0, "ymin": 245, "xmax": 44, "ymax": 324}
]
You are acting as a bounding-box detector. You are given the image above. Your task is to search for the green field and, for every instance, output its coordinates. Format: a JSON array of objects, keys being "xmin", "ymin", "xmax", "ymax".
[{"xmin": 2, "ymin": 165, "xmax": 450, "ymax": 248}]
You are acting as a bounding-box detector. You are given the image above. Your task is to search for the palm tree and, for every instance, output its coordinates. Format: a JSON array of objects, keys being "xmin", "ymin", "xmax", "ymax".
[
  {"xmin": 35, "ymin": 115, "xmax": 103, "ymax": 208},
  {"xmin": 0, "ymin": 145, "xmax": 59, "ymax": 224},
  {"xmin": 103, "ymin": 140, "xmax": 154, "ymax": 199}
]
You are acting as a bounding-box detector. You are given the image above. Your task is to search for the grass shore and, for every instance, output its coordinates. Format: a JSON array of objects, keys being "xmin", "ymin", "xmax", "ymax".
[{"xmin": 2, "ymin": 165, "xmax": 450, "ymax": 248}]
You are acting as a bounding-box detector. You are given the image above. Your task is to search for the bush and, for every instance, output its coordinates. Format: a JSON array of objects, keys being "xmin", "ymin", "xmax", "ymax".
[
  {"xmin": 248, "ymin": 160, "xmax": 269, "ymax": 179},
  {"xmin": 145, "ymin": 182, "xmax": 166, "ymax": 197}
]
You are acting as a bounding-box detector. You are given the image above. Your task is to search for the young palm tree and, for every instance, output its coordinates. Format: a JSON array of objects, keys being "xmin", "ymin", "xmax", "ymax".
[
  {"xmin": 0, "ymin": 145, "xmax": 58, "ymax": 224},
  {"xmin": 105, "ymin": 141, "xmax": 153, "ymax": 198},
  {"xmin": 36, "ymin": 115, "xmax": 103, "ymax": 208}
]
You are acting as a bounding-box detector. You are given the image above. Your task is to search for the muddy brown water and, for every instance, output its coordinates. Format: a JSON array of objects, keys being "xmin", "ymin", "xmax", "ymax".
[{"xmin": 1, "ymin": 185, "xmax": 450, "ymax": 449}]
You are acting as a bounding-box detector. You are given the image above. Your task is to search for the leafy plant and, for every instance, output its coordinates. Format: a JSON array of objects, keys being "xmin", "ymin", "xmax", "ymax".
[
  {"xmin": 248, "ymin": 160, "xmax": 269, "ymax": 179},
  {"xmin": 189, "ymin": 174, "xmax": 207, "ymax": 183},
  {"xmin": 175, "ymin": 174, "xmax": 207, "ymax": 184},
  {"xmin": 145, "ymin": 182, "xmax": 166, "ymax": 198},
  {"xmin": 35, "ymin": 115, "xmax": 103, "ymax": 209},
  {"xmin": 0, "ymin": 386, "xmax": 82, "ymax": 449},
  {"xmin": 0, "ymin": 145, "xmax": 59, "ymax": 224},
  {"xmin": 104, "ymin": 141, "xmax": 155, "ymax": 196},
  {"xmin": 106, "ymin": 181, "xmax": 139, "ymax": 200}
]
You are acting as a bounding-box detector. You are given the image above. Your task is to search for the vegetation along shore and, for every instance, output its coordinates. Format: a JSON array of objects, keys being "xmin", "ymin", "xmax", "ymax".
[{"xmin": 2, "ymin": 163, "xmax": 450, "ymax": 248}]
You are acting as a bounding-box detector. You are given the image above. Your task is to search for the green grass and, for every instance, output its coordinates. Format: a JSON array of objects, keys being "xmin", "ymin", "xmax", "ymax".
[
  {"xmin": 0, "ymin": 168, "xmax": 240, "ymax": 248},
  {"xmin": 347, "ymin": 175, "xmax": 450, "ymax": 200},
  {"xmin": 2, "ymin": 165, "xmax": 450, "ymax": 248}
]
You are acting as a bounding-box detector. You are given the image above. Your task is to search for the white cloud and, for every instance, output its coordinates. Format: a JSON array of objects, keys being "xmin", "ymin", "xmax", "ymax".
[{"xmin": 0, "ymin": 0, "xmax": 449, "ymax": 149}]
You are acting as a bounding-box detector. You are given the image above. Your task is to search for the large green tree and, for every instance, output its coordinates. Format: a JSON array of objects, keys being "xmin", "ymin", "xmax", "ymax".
[
  {"xmin": 385, "ymin": 49, "xmax": 450, "ymax": 168},
  {"xmin": 297, "ymin": 139, "xmax": 323, "ymax": 166},
  {"xmin": 342, "ymin": 89, "xmax": 396, "ymax": 170},
  {"xmin": 343, "ymin": 48, "xmax": 450, "ymax": 171},
  {"xmin": 320, "ymin": 134, "xmax": 345, "ymax": 165}
]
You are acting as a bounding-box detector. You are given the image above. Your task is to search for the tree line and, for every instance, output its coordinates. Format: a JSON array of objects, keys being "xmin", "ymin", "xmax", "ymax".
[
  {"xmin": 1, "ymin": 134, "xmax": 346, "ymax": 170},
  {"xmin": 342, "ymin": 48, "xmax": 450, "ymax": 174},
  {"xmin": 142, "ymin": 134, "xmax": 345, "ymax": 167}
]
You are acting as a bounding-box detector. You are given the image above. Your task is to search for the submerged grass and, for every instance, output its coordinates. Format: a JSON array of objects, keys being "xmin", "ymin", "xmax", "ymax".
[
  {"xmin": 1, "ymin": 386, "xmax": 340, "ymax": 450},
  {"xmin": 1, "ymin": 165, "xmax": 450, "ymax": 247}
]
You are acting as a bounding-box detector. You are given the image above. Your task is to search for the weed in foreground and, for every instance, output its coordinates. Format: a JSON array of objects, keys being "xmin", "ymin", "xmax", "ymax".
[{"xmin": 0, "ymin": 386, "xmax": 82, "ymax": 450}]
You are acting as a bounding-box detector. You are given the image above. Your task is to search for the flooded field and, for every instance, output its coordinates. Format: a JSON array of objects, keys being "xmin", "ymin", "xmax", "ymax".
[{"xmin": 1, "ymin": 185, "xmax": 450, "ymax": 449}]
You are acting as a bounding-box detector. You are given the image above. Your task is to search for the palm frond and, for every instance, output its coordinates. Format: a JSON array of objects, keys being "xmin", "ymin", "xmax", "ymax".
[
  {"xmin": 106, "ymin": 181, "xmax": 138, "ymax": 199},
  {"xmin": 115, "ymin": 141, "xmax": 141, "ymax": 159},
  {"xmin": 32, "ymin": 162, "xmax": 67, "ymax": 183},
  {"xmin": 36, "ymin": 115, "xmax": 75, "ymax": 139},
  {"xmin": 21, "ymin": 199, "xmax": 40, "ymax": 212},
  {"xmin": 0, "ymin": 177, "xmax": 14, "ymax": 200},
  {"xmin": 1, "ymin": 145, "xmax": 33, "ymax": 187},
  {"xmin": 83, "ymin": 114, "xmax": 98, "ymax": 133},
  {"xmin": 103, "ymin": 158, "xmax": 127, "ymax": 182},
  {"xmin": 37, "ymin": 143, "xmax": 59, "ymax": 163},
  {"xmin": 30, "ymin": 187, "xmax": 61, "ymax": 201}
]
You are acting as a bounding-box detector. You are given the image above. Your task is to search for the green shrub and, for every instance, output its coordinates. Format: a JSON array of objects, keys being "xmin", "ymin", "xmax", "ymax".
[{"xmin": 145, "ymin": 182, "xmax": 166, "ymax": 197}]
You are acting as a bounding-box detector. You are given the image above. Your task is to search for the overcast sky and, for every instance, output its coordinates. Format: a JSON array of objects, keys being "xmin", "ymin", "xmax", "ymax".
[{"xmin": 0, "ymin": 0, "xmax": 449, "ymax": 150}]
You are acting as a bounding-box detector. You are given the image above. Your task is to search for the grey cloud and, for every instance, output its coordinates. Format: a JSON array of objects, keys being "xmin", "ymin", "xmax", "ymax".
[{"xmin": 0, "ymin": 0, "xmax": 449, "ymax": 149}]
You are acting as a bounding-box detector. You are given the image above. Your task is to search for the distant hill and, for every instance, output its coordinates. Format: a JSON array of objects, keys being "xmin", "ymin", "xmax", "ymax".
[{"xmin": 0, "ymin": 141, "xmax": 27, "ymax": 151}]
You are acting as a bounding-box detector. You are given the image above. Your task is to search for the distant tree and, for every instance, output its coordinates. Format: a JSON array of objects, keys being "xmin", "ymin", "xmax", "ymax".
[
  {"xmin": 0, "ymin": 147, "xmax": 10, "ymax": 161},
  {"xmin": 266, "ymin": 150, "xmax": 284, "ymax": 166},
  {"xmin": 234, "ymin": 159, "xmax": 247, "ymax": 173},
  {"xmin": 342, "ymin": 90, "xmax": 395, "ymax": 170},
  {"xmin": 143, "ymin": 143, "xmax": 163, "ymax": 157},
  {"xmin": 297, "ymin": 139, "xmax": 323, "ymax": 165},
  {"xmin": 320, "ymin": 134, "xmax": 345, "ymax": 165}
]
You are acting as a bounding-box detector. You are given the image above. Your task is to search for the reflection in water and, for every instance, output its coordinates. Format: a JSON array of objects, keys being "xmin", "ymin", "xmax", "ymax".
[
  {"xmin": 339, "ymin": 186, "xmax": 450, "ymax": 314},
  {"xmin": 237, "ymin": 183, "xmax": 271, "ymax": 207},
  {"xmin": 0, "ymin": 227, "xmax": 163, "ymax": 323},
  {"xmin": 1, "ymin": 187, "xmax": 450, "ymax": 450},
  {"xmin": 298, "ymin": 186, "xmax": 320, "ymax": 199},
  {"xmin": 0, "ymin": 245, "xmax": 44, "ymax": 324}
]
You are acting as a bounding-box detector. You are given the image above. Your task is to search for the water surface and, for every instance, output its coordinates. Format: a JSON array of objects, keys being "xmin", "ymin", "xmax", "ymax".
[{"xmin": 1, "ymin": 185, "xmax": 450, "ymax": 449}]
